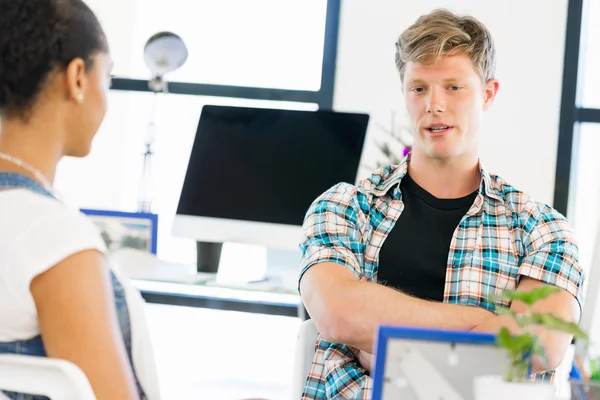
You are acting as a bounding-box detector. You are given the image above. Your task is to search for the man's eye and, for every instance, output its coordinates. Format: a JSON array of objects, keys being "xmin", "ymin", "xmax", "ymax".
[
  {"xmin": 412, "ymin": 87, "xmax": 424, "ymax": 93},
  {"xmin": 449, "ymin": 85, "xmax": 461, "ymax": 91}
]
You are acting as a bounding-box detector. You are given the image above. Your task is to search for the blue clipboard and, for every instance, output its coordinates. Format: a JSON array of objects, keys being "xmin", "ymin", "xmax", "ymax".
[
  {"xmin": 371, "ymin": 325, "xmax": 498, "ymax": 400},
  {"xmin": 80, "ymin": 208, "xmax": 159, "ymax": 255}
]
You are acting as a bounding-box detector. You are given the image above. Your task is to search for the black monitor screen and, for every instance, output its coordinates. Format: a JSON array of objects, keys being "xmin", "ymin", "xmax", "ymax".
[{"xmin": 176, "ymin": 105, "xmax": 370, "ymax": 226}]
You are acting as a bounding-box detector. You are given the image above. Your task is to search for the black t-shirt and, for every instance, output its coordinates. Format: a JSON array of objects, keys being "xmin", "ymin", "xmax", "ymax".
[{"xmin": 377, "ymin": 173, "xmax": 478, "ymax": 301}]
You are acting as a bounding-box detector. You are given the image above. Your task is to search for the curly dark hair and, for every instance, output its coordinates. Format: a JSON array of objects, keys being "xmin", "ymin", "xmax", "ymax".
[{"xmin": 0, "ymin": 0, "xmax": 108, "ymax": 118}]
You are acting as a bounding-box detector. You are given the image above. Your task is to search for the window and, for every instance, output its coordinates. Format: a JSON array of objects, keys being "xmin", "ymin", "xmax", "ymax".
[
  {"xmin": 567, "ymin": 123, "xmax": 600, "ymax": 272},
  {"xmin": 566, "ymin": 122, "xmax": 600, "ymax": 343},
  {"xmin": 555, "ymin": 0, "xmax": 600, "ymax": 346},
  {"xmin": 91, "ymin": 0, "xmax": 328, "ymax": 91},
  {"xmin": 580, "ymin": 0, "xmax": 600, "ymax": 108},
  {"xmin": 554, "ymin": 0, "xmax": 600, "ymax": 215},
  {"xmin": 56, "ymin": 91, "xmax": 317, "ymax": 265}
]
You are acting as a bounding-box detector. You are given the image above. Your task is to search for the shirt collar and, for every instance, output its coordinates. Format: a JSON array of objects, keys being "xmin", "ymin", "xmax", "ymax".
[
  {"xmin": 369, "ymin": 154, "xmax": 503, "ymax": 202},
  {"xmin": 478, "ymin": 161, "xmax": 503, "ymax": 201}
]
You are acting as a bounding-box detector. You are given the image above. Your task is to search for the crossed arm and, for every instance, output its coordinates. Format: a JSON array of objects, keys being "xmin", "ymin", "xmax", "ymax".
[
  {"xmin": 300, "ymin": 262, "xmax": 580, "ymax": 373},
  {"xmin": 300, "ymin": 262, "xmax": 494, "ymax": 352},
  {"xmin": 471, "ymin": 276, "xmax": 580, "ymax": 372}
]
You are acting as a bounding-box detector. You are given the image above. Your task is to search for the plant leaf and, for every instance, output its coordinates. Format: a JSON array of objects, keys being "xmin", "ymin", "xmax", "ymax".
[
  {"xmin": 530, "ymin": 313, "xmax": 589, "ymax": 340},
  {"xmin": 512, "ymin": 332, "xmax": 535, "ymax": 356},
  {"xmin": 496, "ymin": 328, "xmax": 537, "ymax": 381},
  {"xmin": 496, "ymin": 327, "xmax": 516, "ymax": 351},
  {"xmin": 497, "ymin": 329, "xmax": 534, "ymax": 355},
  {"xmin": 498, "ymin": 290, "xmax": 534, "ymax": 305},
  {"xmin": 532, "ymin": 340, "xmax": 550, "ymax": 369},
  {"xmin": 495, "ymin": 307, "xmax": 514, "ymax": 317},
  {"xmin": 501, "ymin": 286, "xmax": 561, "ymax": 306},
  {"xmin": 525, "ymin": 286, "xmax": 562, "ymax": 303},
  {"xmin": 496, "ymin": 307, "xmax": 532, "ymax": 328}
]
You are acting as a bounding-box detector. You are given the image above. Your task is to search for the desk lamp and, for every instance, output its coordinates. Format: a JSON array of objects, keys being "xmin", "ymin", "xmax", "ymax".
[{"xmin": 138, "ymin": 32, "xmax": 188, "ymax": 212}]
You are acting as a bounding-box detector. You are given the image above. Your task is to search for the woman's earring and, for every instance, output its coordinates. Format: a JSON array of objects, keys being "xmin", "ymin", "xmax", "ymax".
[{"xmin": 77, "ymin": 93, "xmax": 84, "ymax": 103}]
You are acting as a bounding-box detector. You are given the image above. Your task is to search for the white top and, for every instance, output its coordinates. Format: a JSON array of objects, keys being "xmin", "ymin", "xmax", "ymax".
[{"xmin": 0, "ymin": 189, "xmax": 160, "ymax": 399}]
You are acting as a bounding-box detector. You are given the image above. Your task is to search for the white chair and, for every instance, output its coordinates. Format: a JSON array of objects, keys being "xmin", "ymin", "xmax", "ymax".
[
  {"xmin": 0, "ymin": 355, "xmax": 95, "ymax": 400},
  {"xmin": 291, "ymin": 319, "xmax": 319, "ymax": 400}
]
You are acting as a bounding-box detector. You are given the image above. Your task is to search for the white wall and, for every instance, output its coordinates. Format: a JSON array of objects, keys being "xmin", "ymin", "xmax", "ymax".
[{"xmin": 334, "ymin": 0, "xmax": 568, "ymax": 206}]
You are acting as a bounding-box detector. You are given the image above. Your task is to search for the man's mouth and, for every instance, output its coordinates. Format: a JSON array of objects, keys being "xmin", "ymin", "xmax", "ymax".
[{"xmin": 426, "ymin": 125, "xmax": 452, "ymax": 134}]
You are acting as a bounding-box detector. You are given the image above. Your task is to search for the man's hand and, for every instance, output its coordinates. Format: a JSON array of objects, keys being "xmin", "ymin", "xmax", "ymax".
[{"xmin": 358, "ymin": 350, "xmax": 374, "ymax": 372}]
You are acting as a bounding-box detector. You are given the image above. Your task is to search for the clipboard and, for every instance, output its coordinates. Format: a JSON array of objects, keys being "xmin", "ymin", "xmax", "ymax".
[{"xmin": 371, "ymin": 325, "xmax": 506, "ymax": 400}]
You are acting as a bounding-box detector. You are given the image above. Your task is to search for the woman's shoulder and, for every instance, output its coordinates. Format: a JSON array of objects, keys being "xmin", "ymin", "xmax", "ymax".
[
  {"xmin": 0, "ymin": 188, "xmax": 105, "ymax": 253},
  {"xmin": 0, "ymin": 187, "xmax": 89, "ymax": 220}
]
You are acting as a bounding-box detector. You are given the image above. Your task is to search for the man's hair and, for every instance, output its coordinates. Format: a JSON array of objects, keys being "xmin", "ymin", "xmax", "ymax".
[
  {"xmin": 395, "ymin": 9, "xmax": 496, "ymax": 83},
  {"xmin": 0, "ymin": 0, "xmax": 107, "ymax": 119}
]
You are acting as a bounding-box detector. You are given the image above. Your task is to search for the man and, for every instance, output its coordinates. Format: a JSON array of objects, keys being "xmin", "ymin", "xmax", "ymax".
[{"xmin": 298, "ymin": 8, "xmax": 585, "ymax": 399}]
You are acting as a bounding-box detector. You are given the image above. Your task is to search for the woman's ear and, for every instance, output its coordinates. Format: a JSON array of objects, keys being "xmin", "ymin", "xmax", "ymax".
[{"xmin": 65, "ymin": 58, "xmax": 87, "ymax": 104}]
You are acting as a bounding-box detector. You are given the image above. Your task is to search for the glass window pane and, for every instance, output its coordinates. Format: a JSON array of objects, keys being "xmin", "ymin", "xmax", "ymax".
[
  {"xmin": 568, "ymin": 122, "xmax": 600, "ymax": 341},
  {"xmin": 568, "ymin": 123, "xmax": 600, "ymax": 271},
  {"xmin": 580, "ymin": 0, "xmax": 600, "ymax": 108},
  {"xmin": 55, "ymin": 91, "xmax": 317, "ymax": 265},
  {"xmin": 88, "ymin": 0, "xmax": 328, "ymax": 91}
]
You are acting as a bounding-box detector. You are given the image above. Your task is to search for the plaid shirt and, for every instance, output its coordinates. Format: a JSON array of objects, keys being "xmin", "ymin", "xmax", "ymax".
[{"xmin": 298, "ymin": 156, "xmax": 585, "ymax": 399}]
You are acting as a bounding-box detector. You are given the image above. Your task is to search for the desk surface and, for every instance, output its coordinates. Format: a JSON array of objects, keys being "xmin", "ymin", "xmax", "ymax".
[
  {"xmin": 131, "ymin": 278, "xmax": 301, "ymax": 317},
  {"xmin": 112, "ymin": 249, "xmax": 302, "ymax": 317}
]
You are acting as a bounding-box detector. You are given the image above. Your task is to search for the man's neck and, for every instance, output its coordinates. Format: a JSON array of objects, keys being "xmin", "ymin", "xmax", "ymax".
[{"xmin": 407, "ymin": 151, "xmax": 481, "ymax": 199}]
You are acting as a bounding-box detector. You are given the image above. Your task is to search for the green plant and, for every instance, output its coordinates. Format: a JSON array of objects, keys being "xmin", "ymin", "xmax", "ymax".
[{"xmin": 494, "ymin": 286, "xmax": 588, "ymax": 382}]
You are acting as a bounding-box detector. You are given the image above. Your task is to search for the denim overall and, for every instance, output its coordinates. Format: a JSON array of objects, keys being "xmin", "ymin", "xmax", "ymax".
[{"xmin": 0, "ymin": 173, "xmax": 146, "ymax": 400}]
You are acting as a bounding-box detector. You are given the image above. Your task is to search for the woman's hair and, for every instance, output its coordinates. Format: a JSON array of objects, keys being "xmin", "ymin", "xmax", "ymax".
[
  {"xmin": 0, "ymin": 0, "xmax": 108, "ymax": 118},
  {"xmin": 395, "ymin": 9, "xmax": 496, "ymax": 84}
]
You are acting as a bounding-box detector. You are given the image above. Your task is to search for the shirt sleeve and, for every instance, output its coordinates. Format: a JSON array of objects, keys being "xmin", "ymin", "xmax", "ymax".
[
  {"xmin": 517, "ymin": 204, "xmax": 585, "ymax": 311},
  {"xmin": 304, "ymin": 338, "xmax": 373, "ymax": 399},
  {"xmin": 9, "ymin": 199, "xmax": 106, "ymax": 307},
  {"xmin": 298, "ymin": 182, "xmax": 367, "ymax": 292}
]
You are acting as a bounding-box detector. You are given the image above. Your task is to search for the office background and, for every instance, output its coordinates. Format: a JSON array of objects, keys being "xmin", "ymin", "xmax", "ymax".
[{"xmin": 48, "ymin": 0, "xmax": 600, "ymax": 398}]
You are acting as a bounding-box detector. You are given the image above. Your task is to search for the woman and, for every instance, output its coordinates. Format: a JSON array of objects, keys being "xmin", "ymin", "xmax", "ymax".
[{"xmin": 0, "ymin": 1, "xmax": 159, "ymax": 399}]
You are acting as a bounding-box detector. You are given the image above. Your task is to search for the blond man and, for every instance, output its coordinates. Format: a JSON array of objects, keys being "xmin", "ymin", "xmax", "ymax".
[{"xmin": 298, "ymin": 9, "xmax": 585, "ymax": 399}]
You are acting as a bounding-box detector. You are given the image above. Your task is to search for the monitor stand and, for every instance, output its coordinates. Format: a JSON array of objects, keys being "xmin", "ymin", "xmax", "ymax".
[
  {"xmin": 215, "ymin": 242, "xmax": 268, "ymax": 285},
  {"xmin": 196, "ymin": 241, "xmax": 223, "ymax": 273}
]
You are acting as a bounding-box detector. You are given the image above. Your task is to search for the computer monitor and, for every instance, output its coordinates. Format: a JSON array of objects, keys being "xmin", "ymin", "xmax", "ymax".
[{"xmin": 172, "ymin": 105, "xmax": 370, "ymax": 253}]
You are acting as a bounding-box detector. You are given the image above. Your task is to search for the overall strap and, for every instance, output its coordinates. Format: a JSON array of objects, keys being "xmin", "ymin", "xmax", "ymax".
[
  {"xmin": 0, "ymin": 173, "xmax": 54, "ymax": 198},
  {"xmin": 0, "ymin": 172, "xmax": 147, "ymax": 399}
]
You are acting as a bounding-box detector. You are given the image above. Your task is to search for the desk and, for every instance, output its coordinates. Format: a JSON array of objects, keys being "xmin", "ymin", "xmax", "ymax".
[
  {"xmin": 132, "ymin": 278, "xmax": 302, "ymax": 317},
  {"xmin": 112, "ymin": 248, "xmax": 304, "ymax": 317}
]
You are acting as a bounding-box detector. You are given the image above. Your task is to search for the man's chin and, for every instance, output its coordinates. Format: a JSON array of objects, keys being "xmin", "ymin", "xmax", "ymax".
[{"xmin": 424, "ymin": 148, "xmax": 457, "ymax": 161}]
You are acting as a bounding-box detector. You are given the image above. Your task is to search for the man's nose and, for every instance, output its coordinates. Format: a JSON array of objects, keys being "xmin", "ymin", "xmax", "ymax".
[{"xmin": 426, "ymin": 87, "xmax": 446, "ymax": 114}]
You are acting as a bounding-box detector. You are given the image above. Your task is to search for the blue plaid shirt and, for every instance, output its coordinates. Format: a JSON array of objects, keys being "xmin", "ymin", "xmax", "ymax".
[{"xmin": 298, "ymin": 156, "xmax": 585, "ymax": 399}]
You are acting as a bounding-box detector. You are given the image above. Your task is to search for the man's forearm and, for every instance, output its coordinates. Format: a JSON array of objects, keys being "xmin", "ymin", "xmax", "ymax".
[{"xmin": 334, "ymin": 280, "xmax": 495, "ymax": 351}]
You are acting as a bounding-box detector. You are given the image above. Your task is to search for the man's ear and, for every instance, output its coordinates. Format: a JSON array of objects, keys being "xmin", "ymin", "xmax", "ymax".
[{"xmin": 483, "ymin": 79, "xmax": 500, "ymax": 111}]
